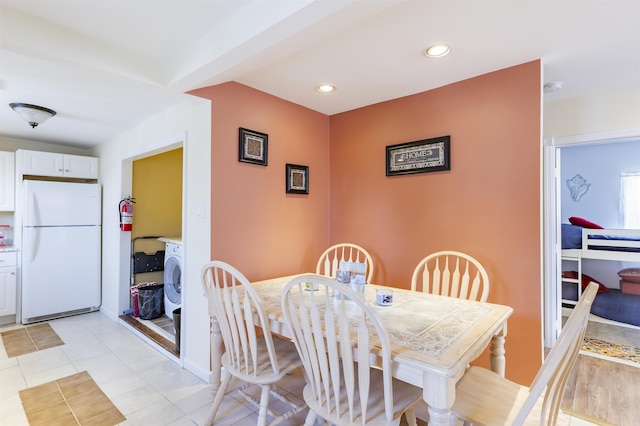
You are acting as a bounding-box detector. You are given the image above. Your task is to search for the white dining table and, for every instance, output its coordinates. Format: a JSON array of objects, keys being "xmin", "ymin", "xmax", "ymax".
[{"xmin": 208, "ymin": 274, "xmax": 513, "ymax": 426}]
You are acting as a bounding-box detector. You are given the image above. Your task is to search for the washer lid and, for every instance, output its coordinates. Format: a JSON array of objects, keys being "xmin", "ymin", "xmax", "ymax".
[{"xmin": 158, "ymin": 236, "xmax": 182, "ymax": 245}]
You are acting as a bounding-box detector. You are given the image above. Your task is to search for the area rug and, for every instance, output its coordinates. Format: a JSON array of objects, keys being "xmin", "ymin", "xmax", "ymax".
[
  {"xmin": 1, "ymin": 323, "xmax": 64, "ymax": 358},
  {"xmin": 19, "ymin": 371, "xmax": 125, "ymax": 426},
  {"xmin": 581, "ymin": 337, "xmax": 640, "ymax": 364}
]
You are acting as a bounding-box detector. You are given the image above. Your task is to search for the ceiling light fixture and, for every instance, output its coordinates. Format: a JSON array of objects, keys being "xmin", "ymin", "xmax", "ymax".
[
  {"xmin": 9, "ymin": 103, "xmax": 57, "ymax": 128},
  {"xmin": 424, "ymin": 44, "xmax": 451, "ymax": 58},
  {"xmin": 316, "ymin": 84, "xmax": 336, "ymax": 93},
  {"xmin": 543, "ymin": 81, "xmax": 564, "ymax": 93}
]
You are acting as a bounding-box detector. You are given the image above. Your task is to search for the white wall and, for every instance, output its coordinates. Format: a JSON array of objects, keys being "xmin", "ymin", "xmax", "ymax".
[
  {"xmin": 543, "ymin": 87, "xmax": 640, "ymax": 345},
  {"xmin": 94, "ymin": 96, "xmax": 212, "ymax": 380},
  {"xmin": 546, "ymin": 88, "xmax": 640, "ymax": 291},
  {"xmin": 0, "ymin": 136, "xmax": 93, "ymax": 155},
  {"xmin": 544, "ymin": 88, "xmax": 640, "ymax": 138}
]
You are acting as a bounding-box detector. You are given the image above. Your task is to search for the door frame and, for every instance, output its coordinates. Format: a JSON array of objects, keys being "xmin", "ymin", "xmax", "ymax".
[
  {"xmin": 543, "ymin": 128, "xmax": 640, "ymax": 347},
  {"xmin": 119, "ymin": 132, "xmax": 186, "ymax": 362}
]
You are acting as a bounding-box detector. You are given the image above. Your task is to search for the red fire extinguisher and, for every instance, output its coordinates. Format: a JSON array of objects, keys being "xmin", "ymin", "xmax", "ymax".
[{"xmin": 119, "ymin": 197, "xmax": 135, "ymax": 231}]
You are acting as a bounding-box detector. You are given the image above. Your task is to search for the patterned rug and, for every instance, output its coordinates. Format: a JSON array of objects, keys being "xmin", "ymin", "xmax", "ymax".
[{"xmin": 582, "ymin": 337, "xmax": 640, "ymax": 364}]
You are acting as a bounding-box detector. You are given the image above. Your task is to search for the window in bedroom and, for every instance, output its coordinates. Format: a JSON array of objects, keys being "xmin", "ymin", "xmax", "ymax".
[{"xmin": 621, "ymin": 172, "xmax": 640, "ymax": 228}]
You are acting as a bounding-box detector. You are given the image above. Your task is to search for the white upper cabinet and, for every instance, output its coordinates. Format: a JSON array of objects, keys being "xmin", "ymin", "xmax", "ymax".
[
  {"xmin": 63, "ymin": 154, "xmax": 99, "ymax": 179},
  {"xmin": 0, "ymin": 151, "xmax": 15, "ymax": 211},
  {"xmin": 20, "ymin": 150, "xmax": 98, "ymax": 179}
]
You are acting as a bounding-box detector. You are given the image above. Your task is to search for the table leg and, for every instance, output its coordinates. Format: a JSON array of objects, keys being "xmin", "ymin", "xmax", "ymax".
[
  {"xmin": 423, "ymin": 372, "xmax": 456, "ymax": 426},
  {"xmin": 210, "ymin": 316, "xmax": 222, "ymax": 391},
  {"xmin": 489, "ymin": 323, "xmax": 507, "ymax": 377}
]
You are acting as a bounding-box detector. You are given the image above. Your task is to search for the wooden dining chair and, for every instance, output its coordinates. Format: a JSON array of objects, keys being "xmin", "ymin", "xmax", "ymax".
[
  {"xmin": 316, "ymin": 243, "xmax": 374, "ymax": 283},
  {"xmin": 411, "ymin": 250, "xmax": 490, "ymax": 302},
  {"xmin": 451, "ymin": 281, "xmax": 599, "ymax": 426},
  {"xmin": 281, "ymin": 274, "xmax": 422, "ymax": 426},
  {"xmin": 201, "ymin": 261, "xmax": 306, "ymax": 426}
]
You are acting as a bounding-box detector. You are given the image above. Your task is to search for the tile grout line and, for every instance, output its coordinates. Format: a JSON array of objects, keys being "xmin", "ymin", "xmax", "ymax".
[
  {"xmin": 25, "ymin": 327, "xmax": 41, "ymax": 352},
  {"xmin": 55, "ymin": 380, "xmax": 82, "ymax": 426}
]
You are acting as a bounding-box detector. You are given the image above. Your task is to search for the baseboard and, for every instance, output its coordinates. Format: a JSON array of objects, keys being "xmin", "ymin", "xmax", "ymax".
[
  {"xmin": 183, "ymin": 358, "xmax": 211, "ymax": 383},
  {"xmin": 99, "ymin": 306, "xmax": 119, "ymax": 322}
]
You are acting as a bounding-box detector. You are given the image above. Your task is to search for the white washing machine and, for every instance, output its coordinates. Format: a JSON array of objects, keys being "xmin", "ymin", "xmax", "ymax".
[{"xmin": 163, "ymin": 241, "xmax": 182, "ymax": 316}]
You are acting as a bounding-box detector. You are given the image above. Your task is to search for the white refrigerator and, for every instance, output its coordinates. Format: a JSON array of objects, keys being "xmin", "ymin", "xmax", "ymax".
[{"xmin": 21, "ymin": 180, "xmax": 102, "ymax": 324}]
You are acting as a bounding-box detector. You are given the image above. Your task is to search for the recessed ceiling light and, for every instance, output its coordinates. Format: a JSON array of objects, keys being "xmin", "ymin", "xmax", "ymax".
[
  {"xmin": 543, "ymin": 81, "xmax": 564, "ymax": 93},
  {"xmin": 424, "ymin": 44, "xmax": 450, "ymax": 58},
  {"xmin": 316, "ymin": 84, "xmax": 336, "ymax": 93}
]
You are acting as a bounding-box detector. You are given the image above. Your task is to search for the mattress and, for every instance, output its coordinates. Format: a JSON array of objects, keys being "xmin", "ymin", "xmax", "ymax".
[{"xmin": 562, "ymin": 282, "xmax": 640, "ymax": 327}]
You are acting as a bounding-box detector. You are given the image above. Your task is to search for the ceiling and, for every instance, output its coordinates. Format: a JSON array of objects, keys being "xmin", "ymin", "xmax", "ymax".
[{"xmin": 1, "ymin": 1, "xmax": 639, "ymax": 149}]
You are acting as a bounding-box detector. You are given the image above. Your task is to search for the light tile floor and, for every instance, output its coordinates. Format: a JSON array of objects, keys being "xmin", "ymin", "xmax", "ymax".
[{"xmin": 1, "ymin": 312, "xmax": 597, "ymax": 425}]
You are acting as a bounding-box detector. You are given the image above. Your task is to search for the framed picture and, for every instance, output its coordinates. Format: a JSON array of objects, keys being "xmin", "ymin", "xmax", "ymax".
[
  {"xmin": 286, "ymin": 163, "xmax": 309, "ymax": 194},
  {"xmin": 386, "ymin": 135, "xmax": 450, "ymax": 176},
  {"xmin": 239, "ymin": 128, "xmax": 268, "ymax": 166}
]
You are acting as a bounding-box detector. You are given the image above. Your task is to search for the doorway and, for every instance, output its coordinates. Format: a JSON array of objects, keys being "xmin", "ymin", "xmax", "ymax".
[
  {"xmin": 543, "ymin": 129, "xmax": 640, "ymax": 347},
  {"xmin": 118, "ymin": 138, "xmax": 185, "ymax": 361}
]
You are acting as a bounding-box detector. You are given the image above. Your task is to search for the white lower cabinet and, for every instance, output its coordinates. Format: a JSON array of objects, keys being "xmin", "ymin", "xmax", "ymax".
[{"xmin": 0, "ymin": 252, "xmax": 17, "ymax": 316}]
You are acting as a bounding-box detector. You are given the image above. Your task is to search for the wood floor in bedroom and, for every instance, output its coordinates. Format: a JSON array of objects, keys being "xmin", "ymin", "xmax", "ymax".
[
  {"xmin": 561, "ymin": 353, "xmax": 640, "ymax": 426},
  {"xmin": 559, "ymin": 317, "xmax": 640, "ymax": 425}
]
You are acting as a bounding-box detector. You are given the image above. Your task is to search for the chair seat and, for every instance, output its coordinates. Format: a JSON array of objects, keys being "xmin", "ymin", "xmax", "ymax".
[
  {"xmin": 202, "ymin": 261, "xmax": 306, "ymax": 426},
  {"xmin": 221, "ymin": 334, "xmax": 302, "ymax": 385},
  {"xmin": 452, "ymin": 366, "xmax": 568, "ymax": 426},
  {"xmin": 303, "ymin": 366, "xmax": 422, "ymax": 425},
  {"xmin": 451, "ymin": 282, "xmax": 597, "ymax": 426}
]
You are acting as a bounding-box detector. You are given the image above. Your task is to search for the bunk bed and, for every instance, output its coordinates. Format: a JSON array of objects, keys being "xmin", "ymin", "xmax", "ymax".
[{"xmin": 561, "ymin": 224, "xmax": 640, "ymax": 327}]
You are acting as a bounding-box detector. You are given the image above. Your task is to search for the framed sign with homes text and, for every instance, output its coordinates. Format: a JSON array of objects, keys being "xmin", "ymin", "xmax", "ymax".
[{"xmin": 386, "ymin": 135, "xmax": 450, "ymax": 176}]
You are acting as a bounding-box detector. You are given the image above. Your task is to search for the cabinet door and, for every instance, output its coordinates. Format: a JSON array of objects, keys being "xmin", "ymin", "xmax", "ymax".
[
  {"xmin": 0, "ymin": 151, "xmax": 15, "ymax": 211},
  {"xmin": 23, "ymin": 151, "xmax": 64, "ymax": 177},
  {"xmin": 64, "ymin": 154, "xmax": 98, "ymax": 179},
  {"xmin": 0, "ymin": 267, "xmax": 17, "ymax": 316}
]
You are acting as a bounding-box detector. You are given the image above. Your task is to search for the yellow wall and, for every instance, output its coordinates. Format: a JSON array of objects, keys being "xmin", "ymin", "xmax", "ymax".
[{"xmin": 131, "ymin": 148, "xmax": 183, "ymax": 283}]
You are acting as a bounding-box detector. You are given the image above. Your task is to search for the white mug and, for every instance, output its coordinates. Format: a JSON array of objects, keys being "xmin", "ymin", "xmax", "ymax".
[{"xmin": 376, "ymin": 289, "xmax": 393, "ymax": 306}]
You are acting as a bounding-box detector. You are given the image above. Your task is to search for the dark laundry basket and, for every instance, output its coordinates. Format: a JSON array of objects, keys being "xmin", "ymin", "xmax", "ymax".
[
  {"xmin": 173, "ymin": 308, "xmax": 181, "ymax": 353},
  {"xmin": 137, "ymin": 284, "xmax": 164, "ymax": 320}
]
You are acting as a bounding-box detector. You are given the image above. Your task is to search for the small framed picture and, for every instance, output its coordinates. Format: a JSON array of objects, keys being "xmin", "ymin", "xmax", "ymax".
[
  {"xmin": 239, "ymin": 128, "xmax": 268, "ymax": 166},
  {"xmin": 286, "ymin": 163, "xmax": 309, "ymax": 194}
]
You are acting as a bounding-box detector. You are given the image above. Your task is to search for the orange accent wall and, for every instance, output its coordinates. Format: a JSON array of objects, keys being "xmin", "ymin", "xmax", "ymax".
[
  {"xmin": 330, "ymin": 60, "xmax": 542, "ymax": 384},
  {"xmin": 191, "ymin": 60, "xmax": 542, "ymax": 384},
  {"xmin": 190, "ymin": 82, "xmax": 331, "ymax": 280}
]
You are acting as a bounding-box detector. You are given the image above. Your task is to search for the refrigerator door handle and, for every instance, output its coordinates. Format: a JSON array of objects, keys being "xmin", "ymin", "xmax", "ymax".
[
  {"xmin": 25, "ymin": 227, "xmax": 39, "ymax": 263},
  {"xmin": 25, "ymin": 187, "xmax": 38, "ymax": 226}
]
